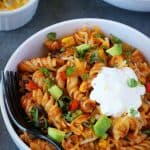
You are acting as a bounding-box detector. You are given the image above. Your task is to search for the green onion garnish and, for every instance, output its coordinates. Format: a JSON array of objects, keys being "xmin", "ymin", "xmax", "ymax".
[
  {"xmin": 63, "ymin": 110, "xmax": 82, "ymax": 122},
  {"xmin": 47, "ymin": 32, "xmax": 56, "ymax": 41},
  {"xmin": 127, "ymin": 78, "xmax": 138, "ymax": 88},
  {"xmin": 81, "ymin": 73, "xmax": 89, "ymax": 81},
  {"xmin": 66, "ymin": 66, "xmax": 75, "ymax": 76},
  {"xmin": 40, "ymin": 67, "xmax": 50, "ymax": 76},
  {"xmin": 129, "ymin": 108, "xmax": 138, "ymax": 117},
  {"xmin": 31, "ymin": 107, "xmax": 39, "ymax": 127}
]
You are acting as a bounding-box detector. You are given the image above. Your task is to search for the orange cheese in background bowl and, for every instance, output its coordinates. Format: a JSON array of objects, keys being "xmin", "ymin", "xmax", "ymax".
[
  {"xmin": 0, "ymin": 0, "xmax": 39, "ymax": 31},
  {"xmin": 0, "ymin": 0, "xmax": 28, "ymax": 10}
]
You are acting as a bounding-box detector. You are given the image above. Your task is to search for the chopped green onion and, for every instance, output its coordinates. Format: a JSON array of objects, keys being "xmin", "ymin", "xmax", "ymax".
[
  {"xmin": 94, "ymin": 33, "xmax": 105, "ymax": 38},
  {"xmin": 76, "ymin": 44, "xmax": 90, "ymax": 59},
  {"xmin": 127, "ymin": 78, "xmax": 138, "ymax": 88},
  {"xmin": 48, "ymin": 85, "xmax": 63, "ymax": 100},
  {"xmin": 81, "ymin": 73, "xmax": 89, "ymax": 81},
  {"xmin": 72, "ymin": 110, "xmax": 82, "ymax": 119},
  {"xmin": 31, "ymin": 107, "xmax": 39, "ymax": 127},
  {"xmin": 47, "ymin": 32, "xmax": 56, "ymax": 41},
  {"xmin": 66, "ymin": 66, "xmax": 75, "ymax": 76},
  {"xmin": 40, "ymin": 67, "xmax": 50, "ymax": 76},
  {"xmin": 63, "ymin": 111, "xmax": 72, "ymax": 122},
  {"xmin": 63, "ymin": 110, "xmax": 82, "ymax": 122},
  {"xmin": 142, "ymin": 129, "xmax": 150, "ymax": 135},
  {"xmin": 129, "ymin": 108, "xmax": 138, "ymax": 117},
  {"xmin": 48, "ymin": 127, "xmax": 65, "ymax": 143},
  {"xmin": 106, "ymin": 44, "xmax": 122, "ymax": 56},
  {"xmin": 110, "ymin": 34, "xmax": 122, "ymax": 44},
  {"xmin": 94, "ymin": 115, "xmax": 112, "ymax": 138}
]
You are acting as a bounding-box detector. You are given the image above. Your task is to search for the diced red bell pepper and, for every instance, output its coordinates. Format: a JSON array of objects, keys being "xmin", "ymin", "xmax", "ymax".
[
  {"xmin": 59, "ymin": 71, "xmax": 67, "ymax": 81},
  {"xmin": 146, "ymin": 82, "xmax": 150, "ymax": 93},
  {"xmin": 26, "ymin": 80, "xmax": 38, "ymax": 90},
  {"xmin": 69, "ymin": 99, "xmax": 79, "ymax": 111}
]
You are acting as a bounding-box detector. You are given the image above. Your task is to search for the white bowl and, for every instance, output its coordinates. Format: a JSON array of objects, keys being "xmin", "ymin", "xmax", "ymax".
[
  {"xmin": 0, "ymin": 18, "xmax": 150, "ymax": 150},
  {"xmin": 0, "ymin": 0, "xmax": 39, "ymax": 31},
  {"xmin": 103, "ymin": 0, "xmax": 150, "ymax": 12}
]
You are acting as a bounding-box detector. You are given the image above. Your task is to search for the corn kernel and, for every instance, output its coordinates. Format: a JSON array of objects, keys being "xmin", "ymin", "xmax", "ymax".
[
  {"xmin": 79, "ymin": 81, "xmax": 89, "ymax": 93},
  {"xmin": 99, "ymin": 139, "xmax": 108, "ymax": 149},
  {"xmin": 61, "ymin": 36, "xmax": 75, "ymax": 48},
  {"xmin": 102, "ymin": 38, "xmax": 110, "ymax": 49}
]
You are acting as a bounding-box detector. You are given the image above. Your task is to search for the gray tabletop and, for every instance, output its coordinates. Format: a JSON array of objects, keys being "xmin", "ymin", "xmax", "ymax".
[{"xmin": 0, "ymin": 0, "xmax": 150, "ymax": 149}]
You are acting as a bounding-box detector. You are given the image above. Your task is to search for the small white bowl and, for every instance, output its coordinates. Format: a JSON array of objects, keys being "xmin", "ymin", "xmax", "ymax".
[
  {"xmin": 103, "ymin": 0, "xmax": 150, "ymax": 12},
  {"xmin": 0, "ymin": 18, "xmax": 150, "ymax": 150},
  {"xmin": 0, "ymin": 0, "xmax": 39, "ymax": 31}
]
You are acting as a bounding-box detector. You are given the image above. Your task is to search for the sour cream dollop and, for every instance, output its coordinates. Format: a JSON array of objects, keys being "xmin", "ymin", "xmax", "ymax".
[{"xmin": 90, "ymin": 67, "xmax": 145, "ymax": 117}]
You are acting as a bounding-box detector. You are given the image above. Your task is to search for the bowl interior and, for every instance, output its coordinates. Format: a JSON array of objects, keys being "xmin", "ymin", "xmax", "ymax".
[{"xmin": 1, "ymin": 18, "xmax": 150, "ymax": 150}]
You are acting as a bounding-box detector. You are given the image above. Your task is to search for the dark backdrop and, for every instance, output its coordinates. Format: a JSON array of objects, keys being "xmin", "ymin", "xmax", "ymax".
[{"xmin": 0, "ymin": 0, "xmax": 150, "ymax": 149}]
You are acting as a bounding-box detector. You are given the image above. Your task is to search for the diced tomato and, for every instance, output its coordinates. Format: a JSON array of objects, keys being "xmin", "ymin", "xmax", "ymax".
[
  {"xmin": 69, "ymin": 99, "xmax": 79, "ymax": 111},
  {"xmin": 146, "ymin": 82, "xmax": 150, "ymax": 93},
  {"xmin": 59, "ymin": 71, "xmax": 67, "ymax": 81},
  {"xmin": 26, "ymin": 80, "xmax": 39, "ymax": 90}
]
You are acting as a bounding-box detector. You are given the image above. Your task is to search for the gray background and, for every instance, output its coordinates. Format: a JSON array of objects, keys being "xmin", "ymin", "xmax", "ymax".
[{"xmin": 0, "ymin": 0, "xmax": 150, "ymax": 149}]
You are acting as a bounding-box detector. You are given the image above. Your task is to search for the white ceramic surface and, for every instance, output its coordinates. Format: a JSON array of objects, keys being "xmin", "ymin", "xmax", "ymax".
[
  {"xmin": 0, "ymin": 0, "xmax": 39, "ymax": 31},
  {"xmin": 103, "ymin": 0, "xmax": 150, "ymax": 12},
  {"xmin": 0, "ymin": 18, "xmax": 150, "ymax": 150}
]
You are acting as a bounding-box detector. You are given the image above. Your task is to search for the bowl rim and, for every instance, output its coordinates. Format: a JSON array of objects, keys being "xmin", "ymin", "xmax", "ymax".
[
  {"xmin": 1, "ymin": 18, "xmax": 150, "ymax": 150},
  {"xmin": 0, "ymin": 0, "xmax": 38, "ymax": 15},
  {"xmin": 103, "ymin": 0, "xmax": 150, "ymax": 12}
]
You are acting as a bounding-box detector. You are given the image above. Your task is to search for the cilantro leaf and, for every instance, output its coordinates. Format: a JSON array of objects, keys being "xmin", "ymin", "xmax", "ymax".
[{"xmin": 89, "ymin": 50, "xmax": 104, "ymax": 64}]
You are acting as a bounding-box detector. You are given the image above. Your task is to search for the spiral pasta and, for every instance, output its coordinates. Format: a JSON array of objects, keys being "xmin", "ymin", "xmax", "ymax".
[
  {"xmin": 18, "ymin": 26, "xmax": 150, "ymax": 150},
  {"xmin": 18, "ymin": 56, "xmax": 64, "ymax": 72},
  {"xmin": 20, "ymin": 132, "xmax": 56, "ymax": 150},
  {"xmin": 32, "ymin": 89, "xmax": 68, "ymax": 130},
  {"xmin": 112, "ymin": 116, "xmax": 143, "ymax": 140}
]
